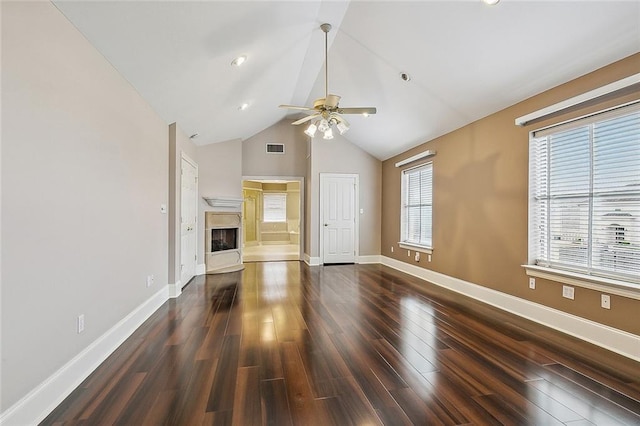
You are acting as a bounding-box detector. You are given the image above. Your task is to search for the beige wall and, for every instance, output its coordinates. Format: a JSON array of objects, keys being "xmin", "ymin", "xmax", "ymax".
[
  {"xmin": 286, "ymin": 182, "xmax": 300, "ymax": 221},
  {"xmin": 310, "ymin": 134, "xmax": 382, "ymax": 258},
  {"xmin": 381, "ymin": 53, "xmax": 640, "ymax": 335},
  {"xmin": 242, "ymin": 119, "xmax": 308, "ymax": 177},
  {"xmin": 168, "ymin": 123, "xmax": 198, "ymax": 285},
  {"xmin": 196, "ymin": 140, "xmax": 243, "ymax": 262},
  {"xmin": 1, "ymin": 1, "xmax": 169, "ymax": 410}
]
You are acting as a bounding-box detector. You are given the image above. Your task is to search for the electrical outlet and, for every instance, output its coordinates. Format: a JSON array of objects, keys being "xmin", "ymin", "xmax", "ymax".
[
  {"xmin": 77, "ymin": 314, "xmax": 85, "ymax": 334},
  {"xmin": 562, "ymin": 285, "xmax": 575, "ymax": 300},
  {"xmin": 391, "ymin": 246, "xmax": 394, "ymax": 253},
  {"xmin": 407, "ymin": 250, "xmax": 411, "ymax": 257},
  {"xmin": 601, "ymin": 294, "xmax": 611, "ymax": 309},
  {"xmin": 146, "ymin": 275, "xmax": 154, "ymax": 287},
  {"xmin": 428, "ymin": 254, "xmax": 432, "ymax": 262},
  {"xmin": 529, "ymin": 277, "xmax": 536, "ymax": 290},
  {"xmin": 414, "ymin": 252, "xmax": 420, "ymax": 262}
]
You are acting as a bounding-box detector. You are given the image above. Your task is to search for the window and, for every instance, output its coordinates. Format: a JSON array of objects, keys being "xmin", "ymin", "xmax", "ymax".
[
  {"xmin": 401, "ymin": 163, "xmax": 433, "ymax": 249},
  {"xmin": 263, "ymin": 193, "xmax": 286, "ymax": 222},
  {"xmin": 529, "ymin": 103, "xmax": 640, "ymax": 286}
]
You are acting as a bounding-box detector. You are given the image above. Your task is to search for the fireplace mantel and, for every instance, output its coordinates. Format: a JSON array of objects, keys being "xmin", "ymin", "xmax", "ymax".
[{"xmin": 202, "ymin": 196, "xmax": 243, "ymax": 211}]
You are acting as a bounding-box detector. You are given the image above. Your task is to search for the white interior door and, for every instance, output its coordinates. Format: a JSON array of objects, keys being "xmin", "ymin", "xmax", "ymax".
[
  {"xmin": 180, "ymin": 156, "xmax": 198, "ymax": 284},
  {"xmin": 321, "ymin": 174, "xmax": 357, "ymax": 264}
]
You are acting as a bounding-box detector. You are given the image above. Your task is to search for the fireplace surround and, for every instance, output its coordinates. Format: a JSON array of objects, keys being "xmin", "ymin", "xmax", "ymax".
[{"xmin": 205, "ymin": 211, "xmax": 244, "ymax": 274}]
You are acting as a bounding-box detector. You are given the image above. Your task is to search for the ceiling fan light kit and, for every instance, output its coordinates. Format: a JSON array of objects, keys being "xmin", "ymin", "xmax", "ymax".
[{"xmin": 279, "ymin": 23, "xmax": 376, "ymax": 140}]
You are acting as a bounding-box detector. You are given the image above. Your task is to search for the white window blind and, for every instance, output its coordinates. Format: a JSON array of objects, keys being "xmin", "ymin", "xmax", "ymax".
[
  {"xmin": 263, "ymin": 193, "xmax": 286, "ymax": 223},
  {"xmin": 401, "ymin": 163, "xmax": 433, "ymax": 248},
  {"xmin": 529, "ymin": 103, "xmax": 640, "ymax": 284}
]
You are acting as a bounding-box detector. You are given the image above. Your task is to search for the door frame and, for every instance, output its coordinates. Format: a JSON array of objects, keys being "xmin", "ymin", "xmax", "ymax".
[
  {"xmin": 242, "ymin": 175, "xmax": 305, "ymax": 261},
  {"xmin": 180, "ymin": 152, "xmax": 198, "ymax": 285},
  {"xmin": 319, "ymin": 173, "xmax": 359, "ymax": 264}
]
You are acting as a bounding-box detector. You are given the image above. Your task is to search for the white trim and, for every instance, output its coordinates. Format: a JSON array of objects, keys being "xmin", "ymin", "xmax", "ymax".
[
  {"xmin": 524, "ymin": 265, "xmax": 640, "ymax": 300},
  {"xmin": 398, "ymin": 242, "xmax": 433, "ymax": 255},
  {"xmin": 0, "ymin": 287, "xmax": 169, "ymax": 426},
  {"xmin": 202, "ymin": 196, "xmax": 243, "ymax": 210},
  {"xmin": 381, "ymin": 256, "xmax": 640, "ymax": 362},
  {"xmin": 357, "ymin": 255, "xmax": 382, "ymax": 264},
  {"xmin": 168, "ymin": 281, "xmax": 182, "ymax": 298},
  {"xmin": 394, "ymin": 150, "xmax": 436, "ymax": 168},
  {"xmin": 515, "ymin": 73, "xmax": 640, "ymax": 126},
  {"xmin": 304, "ymin": 253, "xmax": 321, "ymax": 266},
  {"xmin": 196, "ymin": 263, "xmax": 206, "ymax": 276}
]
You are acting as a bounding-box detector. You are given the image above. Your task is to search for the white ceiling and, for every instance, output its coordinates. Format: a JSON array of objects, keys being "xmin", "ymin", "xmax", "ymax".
[{"xmin": 53, "ymin": 1, "xmax": 640, "ymax": 160}]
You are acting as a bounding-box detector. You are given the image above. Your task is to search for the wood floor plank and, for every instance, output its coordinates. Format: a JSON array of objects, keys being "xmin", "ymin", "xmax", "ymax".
[
  {"xmin": 40, "ymin": 262, "xmax": 640, "ymax": 425},
  {"xmin": 167, "ymin": 358, "xmax": 218, "ymax": 425},
  {"xmin": 260, "ymin": 378, "xmax": 293, "ymax": 426},
  {"xmin": 206, "ymin": 334, "xmax": 241, "ymax": 412},
  {"xmin": 232, "ymin": 366, "xmax": 262, "ymax": 426},
  {"xmin": 280, "ymin": 341, "xmax": 319, "ymax": 425}
]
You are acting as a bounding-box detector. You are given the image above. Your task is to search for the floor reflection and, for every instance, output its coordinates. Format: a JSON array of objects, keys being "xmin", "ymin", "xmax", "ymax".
[{"xmin": 43, "ymin": 262, "xmax": 640, "ymax": 425}]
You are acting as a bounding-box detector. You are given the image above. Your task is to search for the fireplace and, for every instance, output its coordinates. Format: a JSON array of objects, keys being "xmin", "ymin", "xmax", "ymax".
[
  {"xmin": 205, "ymin": 211, "xmax": 244, "ymax": 274},
  {"xmin": 211, "ymin": 228, "xmax": 238, "ymax": 252}
]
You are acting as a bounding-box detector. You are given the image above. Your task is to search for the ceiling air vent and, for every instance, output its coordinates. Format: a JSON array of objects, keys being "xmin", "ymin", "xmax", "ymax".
[{"xmin": 266, "ymin": 143, "xmax": 285, "ymax": 154}]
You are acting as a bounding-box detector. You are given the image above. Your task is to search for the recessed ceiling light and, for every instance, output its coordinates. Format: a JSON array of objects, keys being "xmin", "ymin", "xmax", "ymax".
[
  {"xmin": 239, "ymin": 103, "xmax": 249, "ymax": 111},
  {"xmin": 482, "ymin": 0, "xmax": 500, "ymax": 5},
  {"xmin": 231, "ymin": 55, "xmax": 247, "ymax": 66},
  {"xmin": 400, "ymin": 72, "xmax": 411, "ymax": 82}
]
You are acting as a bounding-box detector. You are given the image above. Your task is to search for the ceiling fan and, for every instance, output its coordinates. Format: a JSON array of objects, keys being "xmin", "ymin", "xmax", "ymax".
[{"xmin": 279, "ymin": 23, "xmax": 377, "ymax": 139}]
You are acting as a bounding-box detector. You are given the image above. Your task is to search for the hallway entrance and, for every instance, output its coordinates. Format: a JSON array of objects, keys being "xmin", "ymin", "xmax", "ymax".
[{"xmin": 241, "ymin": 178, "xmax": 303, "ymax": 262}]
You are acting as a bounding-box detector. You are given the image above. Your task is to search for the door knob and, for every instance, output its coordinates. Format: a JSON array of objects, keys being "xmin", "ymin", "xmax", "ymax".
[{"xmin": 324, "ymin": 224, "xmax": 328, "ymax": 227}]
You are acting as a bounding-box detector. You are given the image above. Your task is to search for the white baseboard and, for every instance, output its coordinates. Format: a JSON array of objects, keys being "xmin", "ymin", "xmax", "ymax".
[
  {"xmin": 381, "ymin": 256, "xmax": 640, "ymax": 362},
  {"xmin": 0, "ymin": 286, "xmax": 169, "ymax": 426},
  {"xmin": 304, "ymin": 254, "xmax": 321, "ymax": 266},
  {"xmin": 168, "ymin": 280, "xmax": 182, "ymax": 298},
  {"xmin": 304, "ymin": 254, "xmax": 381, "ymax": 266},
  {"xmin": 196, "ymin": 263, "xmax": 206, "ymax": 276},
  {"xmin": 357, "ymin": 255, "xmax": 382, "ymax": 264}
]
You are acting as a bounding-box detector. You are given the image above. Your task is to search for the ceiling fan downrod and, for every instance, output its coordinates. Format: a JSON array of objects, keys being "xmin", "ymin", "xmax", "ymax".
[{"xmin": 320, "ymin": 23, "xmax": 331, "ymax": 101}]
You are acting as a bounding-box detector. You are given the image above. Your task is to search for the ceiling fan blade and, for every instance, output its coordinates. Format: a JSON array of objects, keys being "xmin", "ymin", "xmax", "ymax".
[
  {"xmin": 279, "ymin": 104, "xmax": 315, "ymax": 111},
  {"xmin": 291, "ymin": 114, "xmax": 320, "ymax": 125},
  {"xmin": 336, "ymin": 107, "xmax": 377, "ymax": 115}
]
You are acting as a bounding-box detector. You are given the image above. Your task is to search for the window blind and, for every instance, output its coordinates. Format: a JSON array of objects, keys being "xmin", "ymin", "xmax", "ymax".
[
  {"xmin": 263, "ymin": 193, "xmax": 287, "ymax": 222},
  {"xmin": 529, "ymin": 103, "xmax": 640, "ymax": 283},
  {"xmin": 402, "ymin": 163, "xmax": 433, "ymax": 247}
]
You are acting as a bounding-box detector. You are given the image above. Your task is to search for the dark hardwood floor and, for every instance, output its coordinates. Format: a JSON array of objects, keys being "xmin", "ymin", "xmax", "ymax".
[{"xmin": 43, "ymin": 262, "xmax": 640, "ymax": 425}]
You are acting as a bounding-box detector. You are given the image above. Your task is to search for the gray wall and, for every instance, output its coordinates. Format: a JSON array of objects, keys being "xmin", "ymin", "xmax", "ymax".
[
  {"xmin": 309, "ymin": 134, "xmax": 382, "ymax": 258},
  {"xmin": 1, "ymin": 1, "xmax": 169, "ymax": 410},
  {"xmin": 196, "ymin": 140, "xmax": 243, "ymax": 263},
  {"xmin": 242, "ymin": 119, "xmax": 308, "ymax": 177}
]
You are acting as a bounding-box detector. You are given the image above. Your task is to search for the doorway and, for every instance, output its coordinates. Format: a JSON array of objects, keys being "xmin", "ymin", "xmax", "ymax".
[
  {"xmin": 242, "ymin": 177, "xmax": 303, "ymax": 262},
  {"xmin": 320, "ymin": 173, "xmax": 358, "ymax": 264},
  {"xmin": 180, "ymin": 154, "xmax": 198, "ymax": 284}
]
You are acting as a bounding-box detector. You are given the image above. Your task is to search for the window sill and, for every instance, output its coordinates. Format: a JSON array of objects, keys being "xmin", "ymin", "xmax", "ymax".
[
  {"xmin": 398, "ymin": 242, "xmax": 433, "ymax": 254},
  {"xmin": 522, "ymin": 264, "xmax": 640, "ymax": 300}
]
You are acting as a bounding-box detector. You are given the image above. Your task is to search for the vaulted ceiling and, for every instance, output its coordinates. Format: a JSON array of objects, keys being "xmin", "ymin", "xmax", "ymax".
[{"xmin": 53, "ymin": 1, "xmax": 640, "ymax": 160}]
